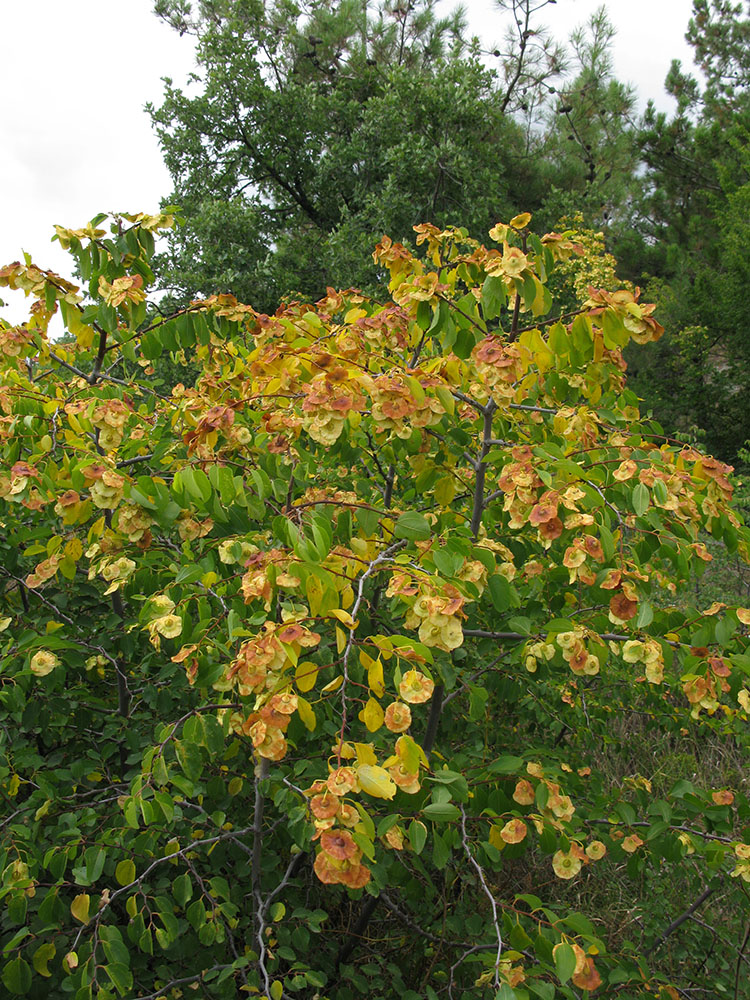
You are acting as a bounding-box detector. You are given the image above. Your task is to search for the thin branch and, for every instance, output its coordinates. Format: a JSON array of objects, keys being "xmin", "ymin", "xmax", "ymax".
[
  {"xmin": 459, "ymin": 805, "xmax": 503, "ymax": 987},
  {"xmin": 646, "ymin": 881, "xmax": 717, "ymax": 956}
]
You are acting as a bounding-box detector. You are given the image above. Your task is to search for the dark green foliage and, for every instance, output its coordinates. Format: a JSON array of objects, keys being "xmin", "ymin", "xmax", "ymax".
[{"xmin": 148, "ymin": 0, "xmax": 566, "ymax": 311}]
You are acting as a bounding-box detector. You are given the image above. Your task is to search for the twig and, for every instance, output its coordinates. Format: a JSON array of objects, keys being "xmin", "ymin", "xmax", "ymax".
[
  {"xmin": 646, "ymin": 881, "xmax": 717, "ymax": 956},
  {"xmin": 459, "ymin": 805, "xmax": 503, "ymax": 987}
]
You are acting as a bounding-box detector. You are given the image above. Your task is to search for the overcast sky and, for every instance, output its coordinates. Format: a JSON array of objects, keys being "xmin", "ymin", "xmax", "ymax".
[{"xmin": 1, "ymin": 0, "xmax": 696, "ymax": 322}]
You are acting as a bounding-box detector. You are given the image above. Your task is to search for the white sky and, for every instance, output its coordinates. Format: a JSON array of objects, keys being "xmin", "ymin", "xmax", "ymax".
[{"xmin": 0, "ymin": 0, "xmax": 696, "ymax": 322}]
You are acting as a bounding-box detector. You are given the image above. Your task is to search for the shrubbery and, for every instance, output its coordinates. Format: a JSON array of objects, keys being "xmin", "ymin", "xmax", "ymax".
[{"xmin": 1, "ymin": 212, "xmax": 749, "ymax": 998}]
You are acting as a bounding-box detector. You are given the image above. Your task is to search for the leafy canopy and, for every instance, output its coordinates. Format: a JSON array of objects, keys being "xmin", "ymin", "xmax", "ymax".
[{"xmin": 1, "ymin": 209, "xmax": 750, "ymax": 999}]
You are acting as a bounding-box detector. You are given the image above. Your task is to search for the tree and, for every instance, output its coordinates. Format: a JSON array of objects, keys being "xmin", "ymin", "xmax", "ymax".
[
  {"xmin": 537, "ymin": 7, "xmax": 640, "ymax": 236},
  {"xmin": 2, "ymin": 209, "xmax": 750, "ymax": 999},
  {"xmin": 148, "ymin": 0, "xmax": 564, "ymax": 311},
  {"xmin": 627, "ymin": 0, "xmax": 750, "ymax": 461}
]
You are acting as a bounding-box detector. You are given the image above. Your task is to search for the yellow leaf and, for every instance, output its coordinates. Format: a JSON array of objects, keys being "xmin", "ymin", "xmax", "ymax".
[
  {"xmin": 296, "ymin": 696, "xmax": 316, "ymax": 731},
  {"xmin": 63, "ymin": 951, "xmax": 78, "ymax": 972},
  {"xmin": 510, "ymin": 212, "xmax": 532, "ymax": 230},
  {"xmin": 357, "ymin": 764, "xmax": 396, "ymax": 800},
  {"xmin": 306, "ymin": 575, "xmax": 323, "ymax": 617},
  {"xmin": 0, "ymin": 617, "xmax": 11, "ymax": 632},
  {"xmin": 335, "ymin": 626, "xmax": 347, "ymax": 654},
  {"xmin": 295, "ymin": 660, "xmax": 319, "ymax": 693},
  {"xmin": 70, "ymin": 893, "xmax": 90, "ymax": 925},
  {"xmin": 330, "ymin": 609, "xmax": 357, "ymax": 629},
  {"xmin": 320, "ymin": 674, "xmax": 343, "ymax": 694},
  {"xmin": 340, "ymin": 583, "xmax": 354, "ymax": 610},
  {"xmin": 359, "ymin": 649, "xmax": 375, "ymax": 671},
  {"xmin": 359, "ymin": 697, "xmax": 384, "ymax": 733},
  {"xmin": 271, "ymin": 980, "xmax": 283, "ymax": 1000},
  {"xmin": 354, "ymin": 742, "xmax": 378, "ymax": 767},
  {"xmin": 45, "ymin": 621, "xmax": 65, "ymax": 634},
  {"xmin": 64, "ymin": 537, "xmax": 83, "ymax": 561},
  {"xmin": 367, "ymin": 657, "xmax": 385, "ymax": 698},
  {"xmin": 488, "ymin": 824, "xmax": 506, "ymax": 851}
]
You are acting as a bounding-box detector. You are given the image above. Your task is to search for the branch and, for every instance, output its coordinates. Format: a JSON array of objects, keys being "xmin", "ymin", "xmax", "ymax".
[
  {"xmin": 459, "ymin": 805, "xmax": 503, "ymax": 988},
  {"xmin": 646, "ymin": 881, "xmax": 717, "ymax": 956},
  {"xmin": 470, "ymin": 400, "xmax": 497, "ymax": 539}
]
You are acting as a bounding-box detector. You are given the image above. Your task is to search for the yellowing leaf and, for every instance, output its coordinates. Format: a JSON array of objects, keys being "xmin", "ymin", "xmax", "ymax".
[
  {"xmin": 63, "ymin": 951, "xmax": 78, "ymax": 972},
  {"xmin": 510, "ymin": 212, "xmax": 532, "ymax": 230},
  {"xmin": 488, "ymin": 824, "xmax": 506, "ymax": 851},
  {"xmin": 340, "ymin": 584, "xmax": 354, "ymax": 609},
  {"xmin": 270, "ymin": 979, "xmax": 283, "ymax": 1000},
  {"xmin": 296, "ymin": 696, "xmax": 316, "ymax": 731},
  {"xmin": 737, "ymin": 608, "xmax": 750, "ymax": 625},
  {"xmin": 64, "ymin": 537, "xmax": 83, "ymax": 561},
  {"xmin": 330, "ymin": 609, "xmax": 357, "ymax": 629},
  {"xmin": 34, "ymin": 799, "xmax": 51, "ymax": 821},
  {"xmin": 306, "ymin": 575, "xmax": 323, "ymax": 617},
  {"xmin": 355, "ymin": 742, "xmax": 378, "ymax": 767},
  {"xmin": 357, "ymin": 764, "xmax": 396, "ymax": 800},
  {"xmin": 335, "ymin": 626, "xmax": 347, "ymax": 654},
  {"xmin": 367, "ymin": 657, "xmax": 385, "ymax": 698},
  {"xmin": 295, "ymin": 660, "xmax": 319, "ymax": 693},
  {"xmin": 320, "ymin": 674, "xmax": 343, "ymax": 694},
  {"xmin": 360, "ymin": 697, "xmax": 384, "ymax": 733},
  {"xmin": 70, "ymin": 893, "xmax": 90, "ymax": 925},
  {"xmin": 115, "ymin": 859, "xmax": 136, "ymax": 886},
  {"xmin": 32, "ymin": 941, "xmax": 56, "ymax": 977},
  {"xmin": 434, "ymin": 475, "xmax": 456, "ymax": 506}
]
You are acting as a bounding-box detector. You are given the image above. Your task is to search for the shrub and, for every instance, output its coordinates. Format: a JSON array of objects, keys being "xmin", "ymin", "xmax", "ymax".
[{"xmin": 1, "ymin": 212, "xmax": 749, "ymax": 998}]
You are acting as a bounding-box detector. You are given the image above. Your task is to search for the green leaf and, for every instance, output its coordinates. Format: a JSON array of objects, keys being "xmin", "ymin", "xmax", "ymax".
[
  {"xmin": 488, "ymin": 574, "xmax": 511, "ymax": 612},
  {"xmin": 408, "ymin": 819, "xmax": 427, "ymax": 854},
  {"xmin": 495, "ymin": 985, "xmax": 518, "ymax": 1000},
  {"xmin": 174, "ymin": 739, "xmax": 203, "ymax": 781},
  {"xmin": 173, "ymin": 873, "xmax": 193, "ymax": 906},
  {"xmin": 554, "ymin": 942, "xmax": 577, "ymax": 984},
  {"xmin": 422, "ymin": 802, "xmax": 461, "ymax": 822},
  {"xmin": 631, "ymin": 482, "xmax": 649, "ymax": 517},
  {"xmin": 2, "ymin": 958, "xmax": 32, "ymax": 996},
  {"xmin": 432, "ymin": 832, "xmax": 451, "ymax": 869},
  {"xmin": 394, "ymin": 512, "xmax": 431, "ymax": 541},
  {"xmin": 104, "ymin": 963, "xmax": 133, "ymax": 997},
  {"xmin": 488, "ymin": 756, "xmax": 524, "ymax": 774}
]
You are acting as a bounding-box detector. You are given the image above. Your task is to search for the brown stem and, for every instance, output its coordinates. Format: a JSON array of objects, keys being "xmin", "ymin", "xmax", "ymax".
[
  {"xmin": 110, "ymin": 589, "xmax": 131, "ymax": 724},
  {"xmin": 646, "ymin": 881, "xmax": 717, "ymax": 956},
  {"xmin": 90, "ymin": 325, "xmax": 109, "ymax": 385},
  {"xmin": 470, "ymin": 401, "xmax": 497, "ymax": 539}
]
